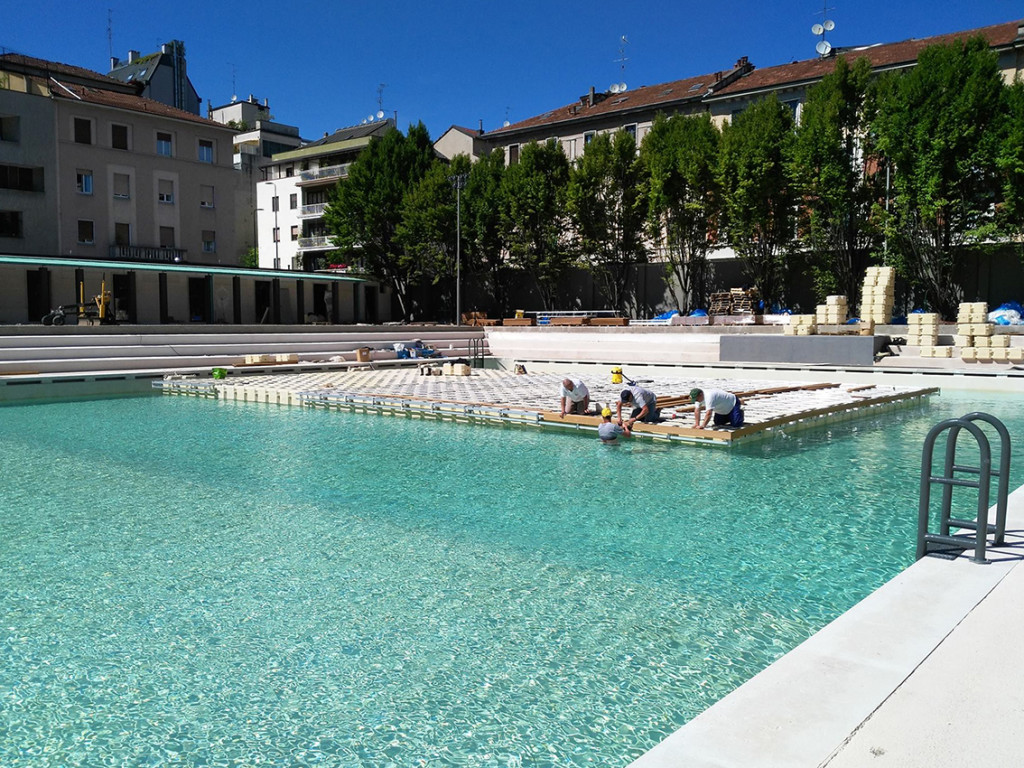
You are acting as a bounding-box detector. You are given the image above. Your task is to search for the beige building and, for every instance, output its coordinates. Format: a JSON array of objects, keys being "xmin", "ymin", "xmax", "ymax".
[
  {"xmin": 0, "ymin": 52, "xmax": 240, "ymax": 265},
  {"xmin": 460, "ymin": 18, "xmax": 1023, "ymax": 162}
]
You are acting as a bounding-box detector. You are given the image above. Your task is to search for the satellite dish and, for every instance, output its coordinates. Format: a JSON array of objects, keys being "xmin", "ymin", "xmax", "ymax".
[
  {"xmin": 816, "ymin": 40, "xmax": 832, "ymax": 56},
  {"xmin": 367, "ymin": 114, "xmax": 374, "ymax": 122},
  {"xmin": 619, "ymin": 82, "xmax": 627, "ymax": 92},
  {"xmin": 503, "ymin": 120, "xmax": 510, "ymax": 127},
  {"xmin": 609, "ymin": 83, "xmax": 620, "ymax": 94},
  {"xmin": 376, "ymin": 110, "xmax": 385, "ymax": 119},
  {"xmin": 823, "ymin": 19, "xmax": 835, "ymax": 31},
  {"xmin": 811, "ymin": 23, "xmax": 824, "ymax": 35}
]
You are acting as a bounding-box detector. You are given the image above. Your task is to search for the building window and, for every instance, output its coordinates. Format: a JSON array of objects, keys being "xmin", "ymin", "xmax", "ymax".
[
  {"xmin": 158, "ymin": 179, "xmax": 174, "ymax": 203},
  {"xmin": 508, "ymin": 144, "xmax": 520, "ymax": 165},
  {"xmin": 271, "ymin": 196, "xmax": 279, "ymax": 212},
  {"xmin": 0, "ymin": 164, "xmax": 37, "ymax": 191},
  {"xmin": 77, "ymin": 220, "xmax": 95, "ymax": 244},
  {"xmin": 159, "ymin": 226, "xmax": 175, "ymax": 248},
  {"xmin": 200, "ymin": 185, "xmax": 215, "ymax": 208},
  {"xmin": 111, "ymin": 124, "xmax": 129, "ymax": 150},
  {"xmin": 289, "ymin": 193, "xmax": 297, "ymax": 210},
  {"xmin": 583, "ymin": 132, "xmax": 595, "ymax": 145},
  {"xmin": 113, "ymin": 173, "xmax": 130, "ymax": 199},
  {"xmin": 0, "ymin": 115, "xmax": 20, "ymax": 142},
  {"xmin": 198, "ymin": 139, "xmax": 214, "ymax": 164},
  {"xmin": 157, "ymin": 131, "xmax": 173, "ymax": 157},
  {"xmin": 202, "ymin": 230, "xmax": 216, "ymax": 253},
  {"xmin": 0, "ymin": 211, "xmax": 24, "ymax": 238},
  {"xmin": 285, "ymin": 166, "xmax": 294, "ymax": 177},
  {"xmin": 623, "ymin": 124, "xmax": 637, "ymax": 139},
  {"xmin": 114, "ymin": 222, "xmax": 130, "ymax": 246},
  {"xmin": 76, "ymin": 170, "xmax": 93, "ymax": 195},
  {"xmin": 74, "ymin": 118, "xmax": 92, "ymax": 145},
  {"xmin": 272, "ymin": 227, "xmax": 280, "ymax": 243},
  {"xmin": 290, "ymin": 225, "xmax": 299, "ymax": 241}
]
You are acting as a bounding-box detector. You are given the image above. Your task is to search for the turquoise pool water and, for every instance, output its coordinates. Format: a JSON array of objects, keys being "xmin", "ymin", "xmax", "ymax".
[{"xmin": 1, "ymin": 389, "xmax": 1021, "ymax": 767}]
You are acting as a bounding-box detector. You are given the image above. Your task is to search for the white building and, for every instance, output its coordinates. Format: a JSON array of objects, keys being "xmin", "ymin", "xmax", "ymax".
[
  {"xmin": 208, "ymin": 95, "xmax": 302, "ymax": 258},
  {"xmin": 256, "ymin": 121, "xmax": 392, "ymax": 272}
]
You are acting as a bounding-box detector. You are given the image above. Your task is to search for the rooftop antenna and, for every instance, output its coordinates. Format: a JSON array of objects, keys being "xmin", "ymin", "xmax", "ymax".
[
  {"xmin": 228, "ymin": 62, "xmax": 237, "ymax": 101},
  {"xmin": 377, "ymin": 82, "xmax": 386, "ymax": 112},
  {"xmin": 503, "ymin": 106, "xmax": 511, "ymax": 127},
  {"xmin": 106, "ymin": 9, "xmax": 113, "ymax": 62},
  {"xmin": 812, "ymin": 3, "xmax": 835, "ymax": 57},
  {"xmin": 610, "ymin": 35, "xmax": 629, "ymax": 93}
]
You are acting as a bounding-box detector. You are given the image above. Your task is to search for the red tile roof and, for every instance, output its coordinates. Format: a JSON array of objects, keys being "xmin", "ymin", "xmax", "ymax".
[
  {"xmin": 489, "ymin": 67, "xmax": 741, "ymax": 136},
  {"xmin": 0, "ymin": 53, "xmax": 129, "ymax": 89},
  {"xmin": 50, "ymin": 80, "xmax": 232, "ymax": 129},
  {"xmin": 709, "ymin": 19, "xmax": 1022, "ymax": 99}
]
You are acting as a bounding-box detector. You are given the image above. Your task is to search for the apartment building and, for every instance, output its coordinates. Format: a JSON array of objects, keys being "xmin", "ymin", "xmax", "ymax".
[
  {"xmin": 107, "ymin": 40, "xmax": 201, "ymax": 115},
  {"xmin": 0, "ymin": 52, "xmax": 239, "ymax": 266},
  {"xmin": 256, "ymin": 120, "xmax": 392, "ymax": 272},
  {"xmin": 469, "ymin": 18, "xmax": 1024, "ymax": 162},
  {"xmin": 208, "ymin": 95, "xmax": 303, "ymax": 257}
]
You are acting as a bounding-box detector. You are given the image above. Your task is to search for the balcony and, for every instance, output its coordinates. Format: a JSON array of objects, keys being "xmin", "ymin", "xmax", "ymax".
[
  {"xmin": 296, "ymin": 235, "xmax": 334, "ymax": 252},
  {"xmin": 299, "ymin": 202, "xmax": 327, "ymax": 219},
  {"xmin": 108, "ymin": 245, "xmax": 187, "ymax": 263},
  {"xmin": 297, "ymin": 163, "xmax": 350, "ymax": 185}
]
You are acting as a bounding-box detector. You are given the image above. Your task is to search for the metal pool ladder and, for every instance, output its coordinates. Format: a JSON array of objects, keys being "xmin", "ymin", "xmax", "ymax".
[{"xmin": 917, "ymin": 412, "xmax": 1011, "ymax": 563}]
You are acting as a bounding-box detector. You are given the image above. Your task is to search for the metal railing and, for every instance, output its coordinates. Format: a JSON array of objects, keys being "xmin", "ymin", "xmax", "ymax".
[
  {"xmin": 298, "ymin": 164, "xmax": 349, "ymax": 183},
  {"xmin": 917, "ymin": 412, "xmax": 1011, "ymax": 563},
  {"xmin": 108, "ymin": 245, "xmax": 187, "ymax": 263},
  {"xmin": 299, "ymin": 203, "xmax": 327, "ymax": 218},
  {"xmin": 296, "ymin": 235, "xmax": 333, "ymax": 250}
]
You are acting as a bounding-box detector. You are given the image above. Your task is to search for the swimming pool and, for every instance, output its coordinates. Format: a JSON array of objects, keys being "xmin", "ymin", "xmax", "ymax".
[{"xmin": 1, "ymin": 389, "xmax": 1020, "ymax": 766}]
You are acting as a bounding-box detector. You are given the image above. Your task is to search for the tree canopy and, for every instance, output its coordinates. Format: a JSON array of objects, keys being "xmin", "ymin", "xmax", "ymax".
[
  {"xmin": 567, "ymin": 129, "xmax": 648, "ymax": 315},
  {"xmin": 323, "ymin": 122, "xmax": 435, "ymax": 320}
]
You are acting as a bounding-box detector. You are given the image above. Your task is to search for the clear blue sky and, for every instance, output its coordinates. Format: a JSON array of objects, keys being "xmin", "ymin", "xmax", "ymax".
[{"xmin": 3, "ymin": 1, "xmax": 1019, "ymax": 141}]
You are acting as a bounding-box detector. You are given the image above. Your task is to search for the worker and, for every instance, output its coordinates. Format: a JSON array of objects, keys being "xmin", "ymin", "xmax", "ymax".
[
  {"xmin": 690, "ymin": 387, "xmax": 744, "ymax": 429},
  {"xmin": 598, "ymin": 407, "xmax": 629, "ymax": 443},
  {"xmin": 616, "ymin": 384, "xmax": 664, "ymax": 431},
  {"xmin": 558, "ymin": 377, "xmax": 591, "ymax": 417}
]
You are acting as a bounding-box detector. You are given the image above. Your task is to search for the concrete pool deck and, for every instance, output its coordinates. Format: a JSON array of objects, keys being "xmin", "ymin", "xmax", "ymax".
[{"xmin": 630, "ymin": 487, "xmax": 1024, "ymax": 768}]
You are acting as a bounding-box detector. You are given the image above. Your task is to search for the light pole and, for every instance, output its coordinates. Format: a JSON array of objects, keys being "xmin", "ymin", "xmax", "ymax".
[
  {"xmin": 448, "ymin": 172, "xmax": 467, "ymax": 326},
  {"xmin": 268, "ymin": 180, "xmax": 280, "ymax": 269}
]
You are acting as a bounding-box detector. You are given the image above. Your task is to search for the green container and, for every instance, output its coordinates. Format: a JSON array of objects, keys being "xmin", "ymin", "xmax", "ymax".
[{"xmin": 211, "ymin": 367, "xmax": 227, "ymax": 379}]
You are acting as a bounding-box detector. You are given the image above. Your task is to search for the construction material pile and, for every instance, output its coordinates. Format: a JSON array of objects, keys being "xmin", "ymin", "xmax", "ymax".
[{"xmin": 861, "ymin": 267, "xmax": 895, "ymax": 324}]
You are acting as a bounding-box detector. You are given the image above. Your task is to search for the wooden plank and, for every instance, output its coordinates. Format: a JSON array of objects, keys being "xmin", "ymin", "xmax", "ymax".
[{"xmin": 589, "ymin": 317, "xmax": 629, "ymax": 326}]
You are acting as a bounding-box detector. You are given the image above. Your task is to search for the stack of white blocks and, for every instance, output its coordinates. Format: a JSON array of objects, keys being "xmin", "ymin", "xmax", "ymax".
[
  {"xmin": 861, "ymin": 266, "xmax": 895, "ymax": 324},
  {"xmin": 784, "ymin": 315, "xmax": 817, "ymax": 336},
  {"xmin": 955, "ymin": 302, "xmax": 1022, "ymax": 362},
  {"xmin": 908, "ymin": 313, "xmax": 950, "ymax": 357},
  {"xmin": 815, "ymin": 296, "xmax": 848, "ymax": 326}
]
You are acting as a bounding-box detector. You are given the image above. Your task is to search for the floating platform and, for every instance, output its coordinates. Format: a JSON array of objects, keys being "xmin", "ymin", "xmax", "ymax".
[{"xmin": 156, "ymin": 368, "xmax": 938, "ymax": 446}]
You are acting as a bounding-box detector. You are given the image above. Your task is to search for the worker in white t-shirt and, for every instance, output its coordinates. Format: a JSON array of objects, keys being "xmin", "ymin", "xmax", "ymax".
[
  {"xmin": 690, "ymin": 387, "xmax": 744, "ymax": 429},
  {"xmin": 558, "ymin": 378, "xmax": 591, "ymax": 417}
]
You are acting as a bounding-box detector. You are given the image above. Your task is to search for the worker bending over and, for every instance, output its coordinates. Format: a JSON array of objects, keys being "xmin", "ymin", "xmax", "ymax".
[{"xmin": 690, "ymin": 387, "xmax": 744, "ymax": 429}]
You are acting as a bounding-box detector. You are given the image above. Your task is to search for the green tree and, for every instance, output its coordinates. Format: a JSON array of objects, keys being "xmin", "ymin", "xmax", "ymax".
[
  {"xmin": 395, "ymin": 155, "xmax": 472, "ymax": 320},
  {"xmin": 997, "ymin": 80, "xmax": 1024, "ymax": 238},
  {"xmin": 869, "ymin": 36, "xmax": 1007, "ymax": 316},
  {"xmin": 463, "ymin": 149, "xmax": 510, "ymax": 316},
  {"xmin": 241, "ymin": 247, "xmax": 259, "ymax": 269},
  {"xmin": 323, "ymin": 122, "xmax": 435, "ymax": 320},
  {"xmin": 500, "ymin": 140, "xmax": 571, "ymax": 310},
  {"xmin": 639, "ymin": 112, "xmax": 720, "ymax": 313},
  {"xmin": 789, "ymin": 56, "xmax": 879, "ymax": 311},
  {"xmin": 567, "ymin": 130, "xmax": 648, "ymax": 314},
  {"xmin": 718, "ymin": 95, "xmax": 797, "ymax": 309}
]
